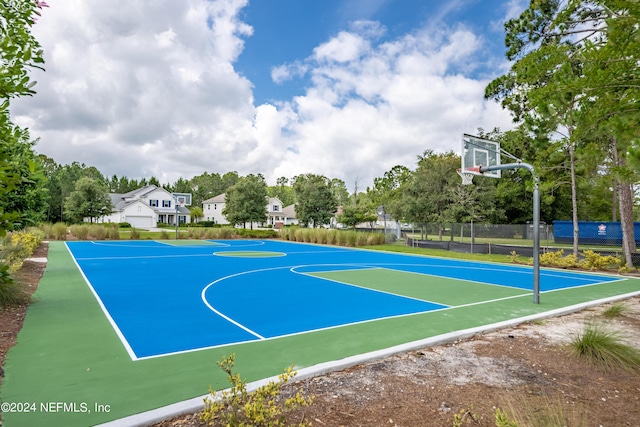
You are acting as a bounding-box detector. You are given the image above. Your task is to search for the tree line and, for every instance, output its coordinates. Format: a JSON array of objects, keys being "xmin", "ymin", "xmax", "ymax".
[{"xmin": 1, "ymin": 0, "xmax": 638, "ymax": 265}]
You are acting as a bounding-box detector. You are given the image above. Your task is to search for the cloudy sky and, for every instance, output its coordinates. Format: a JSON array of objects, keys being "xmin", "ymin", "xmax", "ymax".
[{"xmin": 12, "ymin": 0, "xmax": 524, "ymax": 189}]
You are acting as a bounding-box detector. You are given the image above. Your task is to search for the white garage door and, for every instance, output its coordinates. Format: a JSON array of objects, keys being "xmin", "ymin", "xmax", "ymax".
[{"xmin": 126, "ymin": 216, "xmax": 153, "ymax": 228}]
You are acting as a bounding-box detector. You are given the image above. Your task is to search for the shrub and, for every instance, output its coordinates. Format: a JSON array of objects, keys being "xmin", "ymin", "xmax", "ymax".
[
  {"xmin": 200, "ymin": 354, "xmax": 313, "ymax": 427},
  {"xmin": 129, "ymin": 227, "xmax": 141, "ymax": 240},
  {"xmin": 118, "ymin": 222, "xmax": 131, "ymax": 228},
  {"xmin": 580, "ymin": 250, "xmax": 622, "ymax": 271},
  {"xmin": 326, "ymin": 230, "xmax": 337, "ymax": 245},
  {"xmin": 160, "ymin": 230, "xmax": 170, "ymax": 240},
  {"xmin": 2, "ymin": 231, "xmax": 43, "ymax": 272},
  {"xmin": 189, "ymin": 227, "xmax": 205, "ymax": 239},
  {"xmin": 539, "ymin": 249, "xmax": 580, "ymax": 268},
  {"xmin": 570, "ymin": 322, "xmax": 640, "ymax": 371},
  {"xmin": 52, "ymin": 222, "xmax": 68, "ymax": 240},
  {"xmin": 0, "ymin": 263, "xmax": 28, "ymax": 309},
  {"xmin": 89, "ymin": 224, "xmax": 107, "ymax": 240},
  {"xmin": 105, "ymin": 224, "xmax": 120, "ymax": 240},
  {"xmin": 346, "ymin": 231, "xmax": 357, "ymax": 247},
  {"xmin": 70, "ymin": 224, "xmax": 89, "ymax": 240},
  {"xmin": 602, "ymin": 303, "xmax": 627, "ymax": 319},
  {"xmin": 356, "ymin": 232, "xmax": 368, "ymax": 247}
]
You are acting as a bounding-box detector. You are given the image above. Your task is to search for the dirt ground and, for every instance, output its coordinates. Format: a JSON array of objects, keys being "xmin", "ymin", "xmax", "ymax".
[{"xmin": 2, "ymin": 243, "xmax": 640, "ymax": 427}]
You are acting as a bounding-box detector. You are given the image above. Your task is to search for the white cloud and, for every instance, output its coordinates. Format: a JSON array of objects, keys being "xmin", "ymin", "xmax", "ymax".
[{"xmin": 13, "ymin": 0, "xmax": 513, "ymax": 190}]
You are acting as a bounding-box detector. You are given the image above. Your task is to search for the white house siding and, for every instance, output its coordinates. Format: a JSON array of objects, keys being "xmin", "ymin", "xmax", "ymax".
[
  {"xmin": 126, "ymin": 215, "xmax": 154, "ymax": 228},
  {"xmin": 202, "ymin": 195, "xmax": 294, "ymax": 227},
  {"xmin": 97, "ymin": 185, "xmax": 190, "ymax": 227},
  {"xmin": 202, "ymin": 194, "xmax": 229, "ymax": 225}
]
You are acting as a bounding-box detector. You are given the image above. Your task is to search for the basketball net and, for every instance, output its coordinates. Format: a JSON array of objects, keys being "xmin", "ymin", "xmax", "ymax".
[{"xmin": 457, "ymin": 169, "xmax": 474, "ymax": 185}]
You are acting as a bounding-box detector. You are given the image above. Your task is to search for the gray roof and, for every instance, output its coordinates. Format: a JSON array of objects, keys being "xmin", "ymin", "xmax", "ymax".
[{"xmin": 203, "ymin": 193, "xmax": 226, "ymax": 204}]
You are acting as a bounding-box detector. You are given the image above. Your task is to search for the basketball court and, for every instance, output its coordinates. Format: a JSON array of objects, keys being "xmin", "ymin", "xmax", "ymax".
[{"xmin": 3, "ymin": 239, "xmax": 640, "ymax": 427}]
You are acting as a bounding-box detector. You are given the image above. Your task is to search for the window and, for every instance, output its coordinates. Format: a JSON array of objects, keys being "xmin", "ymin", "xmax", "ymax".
[
  {"xmin": 273, "ymin": 205, "xmax": 280, "ymax": 212},
  {"xmin": 149, "ymin": 199, "xmax": 158, "ymax": 207},
  {"xmin": 214, "ymin": 204, "xmax": 217, "ymax": 210},
  {"xmin": 162, "ymin": 200, "xmax": 171, "ymax": 208}
]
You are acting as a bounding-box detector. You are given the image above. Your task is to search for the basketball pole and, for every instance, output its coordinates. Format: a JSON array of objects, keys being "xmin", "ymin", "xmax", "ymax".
[
  {"xmin": 478, "ymin": 162, "xmax": 540, "ymax": 304},
  {"xmin": 175, "ymin": 199, "xmax": 179, "ymax": 240}
]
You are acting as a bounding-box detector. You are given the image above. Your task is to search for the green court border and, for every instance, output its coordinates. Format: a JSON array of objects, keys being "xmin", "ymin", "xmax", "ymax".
[{"xmin": 2, "ymin": 241, "xmax": 640, "ymax": 426}]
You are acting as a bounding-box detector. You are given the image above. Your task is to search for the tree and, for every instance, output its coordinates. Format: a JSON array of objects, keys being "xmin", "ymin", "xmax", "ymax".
[
  {"xmin": 292, "ymin": 174, "xmax": 337, "ymax": 228},
  {"xmin": 44, "ymin": 161, "xmax": 106, "ymax": 223},
  {"xmin": 368, "ymin": 165, "xmax": 412, "ymax": 226},
  {"xmin": 268, "ymin": 176, "xmax": 295, "ymax": 207},
  {"xmin": 402, "ymin": 151, "xmax": 460, "ymax": 240},
  {"xmin": 189, "ymin": 206, "xmax": 203, "ymax": 223},
  {"xmin": 0, "ymin": 130, "xmax": 48, "ymax": 228},
  {"xmin": 64, "ymin": 177, "xmax": 113, "ymax": 223},
  {"xmin": 337, "ymin": 204, "xmax": 377, "ymax": 229},
  {"xmin": 486, "ymin": 0, "xmax": 640, "ymax": 265},
  {"xmin": 0, "ymin": 0, "xmax": 48, "ymax": 235},
  {"xmin": 222, "ymin": 174, "xmax": 268, "ymax": 229}
]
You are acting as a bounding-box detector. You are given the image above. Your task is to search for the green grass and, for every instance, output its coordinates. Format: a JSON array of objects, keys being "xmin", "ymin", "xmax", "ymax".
[
  {"xmin": 403, "ymin": 233, "xmax": 625, "ymax": 252},
  {"xmin": 570, "ymin": 323, "xmax": 640, "ymax": 371},
  {"xmin": 601, "ymin": 303, "xmax": 627, "ymax": 319},
  {"xmin": 366, "ymin": 243, "xmax": 515, "ymax": 264}
]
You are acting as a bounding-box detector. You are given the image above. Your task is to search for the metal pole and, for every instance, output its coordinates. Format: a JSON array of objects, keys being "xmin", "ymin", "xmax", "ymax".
[
  {"xmin": 480, "ymin": 162, "xmax": 540, "ymax": 304},
  {"xmin": 175, "ymin": 198, "xmax": 179, "ymax": 240},
  {"xmin": 532, "ymin": 175, "xmax": 540, "ymax": 304}
]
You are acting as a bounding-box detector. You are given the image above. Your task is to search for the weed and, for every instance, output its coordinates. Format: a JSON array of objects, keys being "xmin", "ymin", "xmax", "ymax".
[
  {"xmin": 494, "ymin": 408, "xmax": 517, "ymax": 427},
  {"xmin": 601, "ymin": 303, "xmax": 627, "ymax": 319},
  {"xmin": 570, "ymin": 322, "xmax": 640, "ymax": 371},
  {"xmin": 201, "ymin": 354, "xmax": 313, "ymax": 426}
]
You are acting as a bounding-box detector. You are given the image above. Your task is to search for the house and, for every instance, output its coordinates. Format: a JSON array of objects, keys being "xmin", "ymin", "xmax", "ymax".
[
  {"xmin": 202, "ymin": 193, "xmax": 227, "ymax": 225},
  {"xmin": 202, "ymin": 194, "xmax": 298, "ymax": 227},
  {"xmin": 281, "ymin": 204, "xmax": 299, "ymax": 226},
  {"xmin": 97, "ymin": 185, "xmax": 191, "ymax": 228}
]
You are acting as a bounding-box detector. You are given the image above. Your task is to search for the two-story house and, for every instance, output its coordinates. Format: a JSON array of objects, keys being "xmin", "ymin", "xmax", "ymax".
[
  {"xmin": 202, "ymin": 194, "xmax": 297, "ymax": 227},
  {"xmin": 98, "ymin": 185, "xmax": 191, "ymax": 228}
]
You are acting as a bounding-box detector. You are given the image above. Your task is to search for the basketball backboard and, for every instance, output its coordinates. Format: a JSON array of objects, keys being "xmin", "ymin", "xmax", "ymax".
[
  {"xmin": 461, "ymin": 134, "xmax": 501, "ymax": 178},
  {"xmin": 172, "ymin": 192, "xmax": 192, "ymax": 206}
]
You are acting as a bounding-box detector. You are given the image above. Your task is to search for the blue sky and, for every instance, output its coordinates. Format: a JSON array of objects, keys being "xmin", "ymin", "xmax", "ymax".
[
  {"xmin": 12, "ymin": 0, "xmax": 524, "ymax": 189},
  {"xmin": 236, "ymin": 0, "xmax": 515, "ymax": 104}
]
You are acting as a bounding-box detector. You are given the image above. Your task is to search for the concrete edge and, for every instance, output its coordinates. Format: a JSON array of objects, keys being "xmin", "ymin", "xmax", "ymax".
[{"xmin": 95, "ymin": 290, "xmax": 640, "ymax": 427}]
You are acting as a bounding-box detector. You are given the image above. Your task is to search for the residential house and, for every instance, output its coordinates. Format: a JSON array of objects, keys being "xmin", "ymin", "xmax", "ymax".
[
  {"xmin": 97, "ymin": 185, "xmax": 191, "ymax": 228},
  {"xmin": 202, "ymin": 194, "xmax": 298, "ymax": 227}
]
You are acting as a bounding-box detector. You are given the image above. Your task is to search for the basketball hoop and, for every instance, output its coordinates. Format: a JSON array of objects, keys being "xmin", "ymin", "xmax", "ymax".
[{"xmin": 457, "ymin": 168, "xmax": 480, "ymax": 185}]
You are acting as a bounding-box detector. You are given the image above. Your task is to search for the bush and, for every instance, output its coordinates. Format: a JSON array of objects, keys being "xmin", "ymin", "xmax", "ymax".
[
  {"xmin": 2, "ymin": 231, "xmax": 43, "ymax": 272},
  {"xmin": 539, "ymin": 249, "xmax": 580, "ymax": 268},
  {"xmin": 160, "ymin": 230, "xmax": 170, "ymax": 240},
  {"xmin": 346, "ymin": 231, "xmax": 357, "ymax": 247},
  {"xmin": 581, "ymin": 250, "xmax": 622, "ymax": 271},
  {"xmin": 355, "ymin": 232, "xmax": 369, "ymax": 247},
  {"xmin": 119, "ymin": 222, "xmax": 131, "ymax": 228},
  {"xmin": 105, "ymin": 224, "xmax": 120, "ymax": 240},
  {"xmin": 52, "ymin": 222, "xmax": 68, "ymax": 240},
  {"xmin": 129, "ymin": 227, "xmax": 141, "ymax": 240},
  {"xmin": 0, "ymin": 263, "xmax": 28, "ymax": 309},
  {"xmin": 70, "ymin": 224, "xmax": 89, "ymax": 240},
  {"xmin": 326, "ymin": 230, "xmax": 337, "ymax": 245},
  {"xmin": 200, "ymin": 354, "xmax": 313, "ymax": 427},
  {"xmin": 570, "ymin": 322, "xmax": 640, "ymax": 371},
  {"xmin": 89, "ymin": 224, "xmax": 107, "ymax": 240}
]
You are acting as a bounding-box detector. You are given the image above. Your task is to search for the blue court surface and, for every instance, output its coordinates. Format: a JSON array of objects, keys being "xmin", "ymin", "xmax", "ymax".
[{"xmin": 65, "ymin": 240, "xmax": 622, "ymax": 360}]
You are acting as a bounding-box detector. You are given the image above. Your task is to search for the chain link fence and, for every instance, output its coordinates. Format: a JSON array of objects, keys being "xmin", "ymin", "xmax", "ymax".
[{"xmin": 402, "ymin": 222, "xmax": 635, "ymax": 258}]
